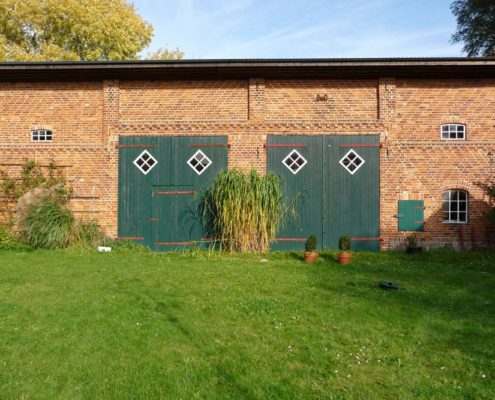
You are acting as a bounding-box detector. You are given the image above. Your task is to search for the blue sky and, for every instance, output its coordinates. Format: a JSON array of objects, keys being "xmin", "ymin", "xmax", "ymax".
[{"xmin": 134, "ymin": 0, "xmax": 463, "ymax": 58}]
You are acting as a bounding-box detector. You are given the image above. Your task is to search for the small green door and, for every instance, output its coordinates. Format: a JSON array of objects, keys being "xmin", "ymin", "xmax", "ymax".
[
  {"xmin": 267, "ymin": 135, "xmax": 380, "ymax": 251},
  {"xmin": 151, "ymin": 186, "xmax": 199, "ymax": 251},
  {"xmin": 118, "ymin": 136, "xmax": 227, "ymax": 251},
  {"xmin": 398, "ymin": 200, "xmax": 424, "ymax": 232}
]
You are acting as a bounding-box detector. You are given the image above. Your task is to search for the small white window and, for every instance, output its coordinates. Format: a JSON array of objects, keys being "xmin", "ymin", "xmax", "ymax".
[
  {"xmin": 441, "ymin": 124, "xmax": 465, "ymax": 140},
  {"xmin": 442, "ymin": 189, "xmax": 468, "ymax": 223},
  {"xmin": 133, "ymin": 150, "xmax": 158, "ymax": 175},
  {"xmin": 31, "ymin": 129, "xmax": 53, "ymax": 142},
  {"xmin": 339, "ymin": 149, "xmax": 365, "ymax": 175},
  {"xmin": 187, "ymin": 150, "xmax": 212, "ymax": 175},
  {"xmin": 282, "ymin": 149, "xmax": 307, "ymax": 175}
]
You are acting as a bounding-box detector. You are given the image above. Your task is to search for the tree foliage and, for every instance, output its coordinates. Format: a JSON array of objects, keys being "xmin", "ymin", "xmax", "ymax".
[
  {"xmin": 451, "ymin": 0, "xmax": 495, "ymax": 56},
  {"xmin": 0, "ymin": 0, "xmax": 154, "ymax": 61},
  {"xmin": 146, "ymin": 47, "xmax": 184, "ymax": 60}
]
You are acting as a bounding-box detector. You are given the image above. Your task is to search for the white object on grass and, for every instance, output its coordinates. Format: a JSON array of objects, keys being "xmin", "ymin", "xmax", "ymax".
[{"xmin": 98, "ymin": 246, "xmax": 112, "ymax": 252}]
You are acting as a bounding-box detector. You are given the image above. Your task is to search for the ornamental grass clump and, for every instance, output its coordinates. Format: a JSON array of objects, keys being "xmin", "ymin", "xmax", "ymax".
[
  {"xmin": 202, "ymin": 169, "xmax": 290, "ymax": 253},
  {"xmin": 20, "ymin": 200, "xmax": 103, "ymax": 249},
  {"xmin": 21, "ymin": 200, "xmax": 76, "ymax": 249}
]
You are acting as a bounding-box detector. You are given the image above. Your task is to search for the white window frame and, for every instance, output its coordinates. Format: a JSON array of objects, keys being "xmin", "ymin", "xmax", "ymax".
[
  {"xmin": 133, "ymin": 150, "xmax": 158, "ymax": 175},
  {"xmin": 442, "ymin": 189, "xmax": 468, "ymax": 224},
  {"xmin": 282, "ymin": 149, "xmax": 308, "ymax": 175},
  {"xmin": 31, "ymin": 129, "xmax": 53, "ymax": 142},
  {"xmin": 440, "ymin": 124, "xmax": 466, "ymax": 141},
  {"xmin": 339, "ymin": 149, "xmax": 365, "ymax": 175},
  {"xmin": 187, "ymin": 150, "xmax": 212, "ymax": 175}
]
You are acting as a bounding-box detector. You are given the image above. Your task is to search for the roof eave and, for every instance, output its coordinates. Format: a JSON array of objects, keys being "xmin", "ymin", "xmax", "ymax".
[{"xmin": 0, "ymin": 58, "xmax": 494, "ymax": 81}]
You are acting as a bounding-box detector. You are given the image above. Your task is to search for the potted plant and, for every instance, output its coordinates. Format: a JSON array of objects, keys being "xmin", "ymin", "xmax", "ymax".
[
  {"xmin": 304, "ymin": 235, "xmax": 318, "ymax": 263},
  {"xmin": 338, "ymin": 235, "xmax": 352, "ymax": 264},
  {"xmin": 405, "ymin": 234, "xmax": 423, "ymax": 254}
]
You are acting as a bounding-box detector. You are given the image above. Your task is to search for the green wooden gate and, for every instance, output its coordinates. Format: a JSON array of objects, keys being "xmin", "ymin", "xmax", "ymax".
[
  {"xmin": 267, "ymin": 135, "xmax": 380, "ymax": 251},
  {"xmin": 118, "ymin": 136, "xmax": 228, "ymax": 251}
]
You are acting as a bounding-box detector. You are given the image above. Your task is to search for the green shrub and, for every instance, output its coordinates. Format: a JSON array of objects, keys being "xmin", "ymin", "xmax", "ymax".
[
  {"xmin": 201, "ymin": 169, "xmax": 293, "ymax": 253},
  {"xmin": 0, "ymin": 224, "xmax": 17, "ymax": 250},
  {"xmin": 74, "ymin": 221, "xmax": 104, "ymax": 248},
  {"xmin": 21, "ymin": 201, "xmax": 76, "ymax": 249},
  {"xmin": 305, "ymin": 235, "xmax": 317, "ymax": 252},
  {"xmin": 20, "ymin": 200, "xmax": 105, "ymax": 250},
  {"xmin": 338, "ymin": 235, "xmax": 351, "ymax": 252},
  {"xmin": 105, "ymin": 239, "xmax": 151, "ymax": 253},
  {"xmin": 476, "ymin": 180, "xmax": 495, "ymax": 228}
]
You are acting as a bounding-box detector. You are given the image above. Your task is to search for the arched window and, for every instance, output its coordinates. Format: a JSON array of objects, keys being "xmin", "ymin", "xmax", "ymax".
[
  {"xmin": 442, "ymin": 189, "xmax": 468, "ymax": 223},
  {"xmin": 441, "ymin": 124, "xmax": 466, "ymax": 140}
]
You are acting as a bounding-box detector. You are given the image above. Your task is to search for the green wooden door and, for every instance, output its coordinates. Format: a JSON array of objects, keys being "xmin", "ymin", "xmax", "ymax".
[
  {"xmin": 323, "ymin": 136, "xmax": 380, "ymax": 251},
  {"xmin": 266, "ymin": 136, "xmax": 323, "ymax": 250},
  {"xmin": 118, "ymin": 136, "xmax": 228, "ymax": 251},
  {"xmin": 267, "ymin": 135, "xmax": 380, "ymax": 251}
]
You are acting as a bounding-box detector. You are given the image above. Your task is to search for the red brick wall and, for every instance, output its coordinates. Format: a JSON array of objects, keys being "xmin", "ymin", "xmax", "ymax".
[
  {"xmin": 1, "ymin": 76, "xmax": 494, "ymax": 249},
  {"xmin": 395, "ymin": 79, "xmax": 495, "ymax": 141},
  {"xmin": 0, "ymin": 82, "xmax": 103, "ymax": 145},
  {"xmin": 380, "ymin": 79, "xmax": 495, "ymax": 249},
  {"xmin": 264, "ymin": 79, "xmax": 378, "ymax": 122},
  {"xmin": 119, "ymin": 80, "xmax": 249, "ymax": 122}
]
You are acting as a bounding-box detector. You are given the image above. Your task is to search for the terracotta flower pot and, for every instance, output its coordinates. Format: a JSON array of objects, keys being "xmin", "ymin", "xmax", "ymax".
[
  {"xmin": 304, "ymin": 251, "xmax": 318, "ymax": 263},
  {"xmin": 338, "ymin": 251, "xmax": 352, "ymax": 265}
]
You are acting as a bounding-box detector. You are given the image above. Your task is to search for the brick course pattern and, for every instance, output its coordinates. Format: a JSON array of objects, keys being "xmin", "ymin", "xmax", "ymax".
[{"xmin": 1, "ymin": 76, "xmax": 494, "ymax": 249}]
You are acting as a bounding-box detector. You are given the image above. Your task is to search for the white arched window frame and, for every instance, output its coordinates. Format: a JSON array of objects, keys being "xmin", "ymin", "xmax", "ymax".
[
  {"xmin": 442, "ymin": 189, "xmax": 468, "ymax": 223},
  {"xmin": 440, "ymin": 124, "xmax": 466, "ymax": 140}
]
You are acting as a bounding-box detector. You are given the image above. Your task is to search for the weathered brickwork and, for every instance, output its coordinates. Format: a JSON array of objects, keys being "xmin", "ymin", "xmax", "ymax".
[
  {"xmin": 395, "ymin": 79, "xmax": 495, "ymax": 141},
  {"xmin": 264, "ymin": 79, "xmax": 378, "ymax": 122},
  {"xmin": 1, "ymin": 74, "xmax": 494, "ymax": 249},
  {"xmin": 119, "ymin": 80, "xmax": 249, "ymax": 122},
  {"xmin": 0, "ymin": 82, "xmax": 103, "ymax": 145}
]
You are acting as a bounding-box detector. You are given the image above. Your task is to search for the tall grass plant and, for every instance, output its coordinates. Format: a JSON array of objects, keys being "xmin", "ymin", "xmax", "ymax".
[{"xmin": 202, "ymin": 169, "xmax": 292, "ymax": 252}]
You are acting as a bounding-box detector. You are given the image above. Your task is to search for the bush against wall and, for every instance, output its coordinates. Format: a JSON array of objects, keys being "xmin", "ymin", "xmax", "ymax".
[
  {"xmin": 0, "ymin": 160, "xmax": 69, "ymax": 224},
  {"xmin": 1, "ymin": 160, "xmax": 102, "ymax": 249},
  {"xmin": 478, "ymin": 179, "xmax": 495, "ymax": 228},
  {"xmin": 21, "ymin": 201, "xmax": 75, "ymax": 249},
  {"xmin": 0, "ymin": 223, "xmax": 18, "ymax": 250},
  {"xmin": 20, "ymin": 200, "xmax": 103, "ymax": 249},
  {"xmin": 201, "ymin": 169, "xmax": 295, "ymax": 253}
]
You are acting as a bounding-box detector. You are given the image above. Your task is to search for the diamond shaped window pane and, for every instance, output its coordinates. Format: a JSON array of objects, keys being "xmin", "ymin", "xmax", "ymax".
[
  {"xmin": 339, "ymin": 149, "xmax": 365, "ymax": 175},
  {"xmin": 187, "ymin": 150, "xmax": 212, "ymax": 175},
  {"xmin": 282, "ymin": 149, "xmax": 307, "ymax": 175},
  {"xmin": 133, "ymin": 150, "xmax": 157, "ymax": 175}
]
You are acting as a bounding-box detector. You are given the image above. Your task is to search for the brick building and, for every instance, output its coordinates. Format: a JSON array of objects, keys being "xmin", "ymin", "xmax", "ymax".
[{"xmin": 1, "ymin": 58, "xmax": 494, "ymax": 250}]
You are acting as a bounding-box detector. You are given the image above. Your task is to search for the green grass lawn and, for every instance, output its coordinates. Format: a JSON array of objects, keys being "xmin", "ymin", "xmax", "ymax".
[{"xmin": 0, "ymin": 249, "xmax": 494, "ymax": 399}]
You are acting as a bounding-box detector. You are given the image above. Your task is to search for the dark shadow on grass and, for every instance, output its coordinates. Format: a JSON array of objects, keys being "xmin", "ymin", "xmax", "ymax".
[
  {"xmin": 114, "ymin": 280, "xmax": 192, "ymax": 337},
  {"xmin": 285, "ymin": 251, "xmax": 303, "ymax": 262},
  {"xmin": 318, "ymin": 251, "xmax": 338, "ymax": 264}
]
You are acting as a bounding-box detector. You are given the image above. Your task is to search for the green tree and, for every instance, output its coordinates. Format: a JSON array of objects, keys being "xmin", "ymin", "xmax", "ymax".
[
  {"xmin": 0, "ymin": 0, "xmax": 154, "ymax": 61},
  {"xmin": 451, "ymin": 0, "xmax": 495, "ymax": 56}
]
